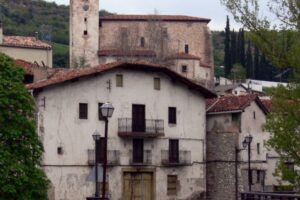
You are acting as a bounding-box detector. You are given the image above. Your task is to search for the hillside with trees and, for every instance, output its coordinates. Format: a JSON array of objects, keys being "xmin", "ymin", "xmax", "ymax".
[{"xmin": 0, "ymin": 0, "xmax": 112, "ymax": 67}]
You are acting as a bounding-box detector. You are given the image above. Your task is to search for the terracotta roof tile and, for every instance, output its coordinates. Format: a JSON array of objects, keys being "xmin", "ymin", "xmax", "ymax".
[
  {"xmin": 168, "ymin": 52, "xmax": 201, "ymax": 61},
  {"xmin": 100, "ymin": 15, "xmax": 211, "ymax": 23},
  {"xmin": 15, "ymin": 59, "xmax": 34, "ymax": 75},
  {"xmin": 26, "ymin": 61, "xmax": 216, "ymax": 98},
  {"xmin": 2, "ymin": 36, "xmax": 52, "ymax": 49},
  {"xmin": 206, "ymin": 94, "xmax": 259, "ymax": 113},
  {"xmin": 98, "ymin": 49, "xmax": 156, "ymax": 57}
]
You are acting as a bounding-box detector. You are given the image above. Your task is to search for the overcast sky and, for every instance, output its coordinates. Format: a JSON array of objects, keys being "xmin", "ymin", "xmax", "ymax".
[{"xmin": 45, "ymin": 0, "xmax": 242, "ymax": 31}]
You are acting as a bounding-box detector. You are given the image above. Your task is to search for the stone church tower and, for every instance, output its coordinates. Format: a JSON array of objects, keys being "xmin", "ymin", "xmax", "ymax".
[{"xmin": 69, "ymin": 0, "xmax": 99, "ymax": 67}]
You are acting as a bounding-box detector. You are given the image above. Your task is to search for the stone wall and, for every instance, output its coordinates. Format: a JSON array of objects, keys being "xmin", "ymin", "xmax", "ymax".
[{"xmin": 206, "ymin": 130, "xmax": 239, "ymax": 200}]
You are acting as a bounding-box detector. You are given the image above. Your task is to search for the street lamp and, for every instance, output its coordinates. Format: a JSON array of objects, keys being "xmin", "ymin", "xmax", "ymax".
[
  {"xmin": 243, "ymin": 135, "xmax": 253, "ymax": 192},
  {"xmin": 92, "ymin": 130, "xmax": 101, "ymax": 198},
  {"xmin": 100, "ymin": 102, "xmax": 114, "ymax": 200}
]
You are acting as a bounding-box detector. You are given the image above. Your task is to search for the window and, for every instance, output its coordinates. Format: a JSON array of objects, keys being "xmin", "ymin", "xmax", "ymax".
[
  {"xmin": 116, "ymin": 74, "xmax": 123, "ymax": 87},
  {"xmin": 96, "ymin": 137, "xmax": 105, "ymax": 163},
  {"xmin": 167, "ymin": 175, "xmax": 178, "ymax": 195},
  {"xmin": 168, "ymin": 107, "xmax": 177, "ymax": 124},
  {"xmin": 257, "ymin": 143, "xmax": 260, "ymax": 155},
  {"xmin": 79, "ymin": 103, "xmax": 88, "ymax": 119},
  {"xmin": 140, "ymin": 37, "xmax": 145, "ymax": 47},
  {"xmin": 169, "ymin": 139, "xmax": 179, "ymax": 163},
  {"xmin": 184, "ymin": 44, "xmax": 189, "ymax": 54},
  {"xmin": 232, "ymin": 113, "xmax": 240, "ymax": 123},
  {"xmin": 133, "ymin": 139, "xmax": 144, "ymax": 163},
  {"xmin": 253, "ymin": 111, "xmax": 256, "ymax": 119},
  {"xmin": 83, "ymin": 30, "xmax": 88, "ymax": 35},
  {"xmin": 98, "ymin": 103, "xmax": 105, "ymax": 120},
  {"xmin": 154, "ymin": 77, "xmax": 160, "ymax": 90},
  {"xmin": 181, "ymin": 65, "xmax": 187, "ymax": 73},
  {"xmin": 84, "ymin": 17, "xmax": 87, "ymax": 22}
]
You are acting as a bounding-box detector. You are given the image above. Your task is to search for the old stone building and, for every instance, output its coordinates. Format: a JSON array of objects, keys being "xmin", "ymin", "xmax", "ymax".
[
  {"xmin": 206, "ymin": 95, "xmax": 282, "ymax": 200},
  {"xmin": 69, "ymin": 0, "xmax": 214, "ymax": 88},
  {"xmin": 0, "ymin": 22, "xmax": 53, "ymax": 67},
  {"xmin": 27, "ymin": 62, "xmax": 216, "ymax": 200}
]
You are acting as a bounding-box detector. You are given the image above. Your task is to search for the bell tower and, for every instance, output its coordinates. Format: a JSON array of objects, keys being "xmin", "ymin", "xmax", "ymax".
[{"xmin": 70, "ymin": 0, "xmax": 99, "ymax": 67}]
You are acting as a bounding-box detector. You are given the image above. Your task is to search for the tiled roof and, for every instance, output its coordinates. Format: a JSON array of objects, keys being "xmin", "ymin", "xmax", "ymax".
[
  {"xmin": 168, "ymin": 52, "xmax": 201, "ymax": 61},
  {"xmin": 15, "ymin": 59, "xmax": 34, "ymax": 75},
  {"xmin": 98, "ymin": 49, "xmax": 156, "ymax": 57},
  {"xmin": 26, "ymin": 61, "xmax": 216, "ymax": 98},
  {"xmin": 100, "ymin": 15, "xmax": 210, "ymax": 23},
  {"xmin": 2, "ymin": 36, "xmax": 52, "ymax": 49},
  {"xmin": 206, "ymin": 94, "xmax": 269, "ymax": 114}
]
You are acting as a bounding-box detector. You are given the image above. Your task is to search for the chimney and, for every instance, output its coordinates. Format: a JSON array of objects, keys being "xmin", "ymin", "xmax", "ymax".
[{"xmin": 0, "ymin": 21, "xmax": 3, "ymax": 44}]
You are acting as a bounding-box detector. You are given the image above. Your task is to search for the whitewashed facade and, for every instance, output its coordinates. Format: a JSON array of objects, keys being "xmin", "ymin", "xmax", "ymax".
[{"xmin": 29, "ymin": 63, "xmax": 215, "ymax": 200}]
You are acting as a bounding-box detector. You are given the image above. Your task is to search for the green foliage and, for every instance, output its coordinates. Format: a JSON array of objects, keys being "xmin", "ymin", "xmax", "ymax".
[
  {"xmin": 221, "ymin": 0, "xmax": 300, "ymax": 188},
  {"xmin": 265, "ymin": 84, "xmax": 300, "ymax": 190},
  {"xmin": 224, "ymin": 16, "xmax": 231, "ymax": 77},
  {"xmin": 229, "ymin": 63, "xmax": 246, "ymax": 81},
  {"xmin": 0, "ymin": 53, "xmax": 48, "ymax": 199},
  {"xmin": 214, "ymin": 66, "xmax": 225, "ymax": 78},
  {"xmin": 52, "ymin": 42, "xmax": 69, "ymax": 68},
  {"xmin": 212, "ymin": 31, "xmax": 225, "ymax": 67}
]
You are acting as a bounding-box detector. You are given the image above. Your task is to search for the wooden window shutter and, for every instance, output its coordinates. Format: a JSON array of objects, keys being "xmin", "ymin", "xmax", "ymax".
[
  {"xmin": 154, "ymin": 77, "xmax": 160, "ymax": 90},
  {"xmin": 167, "ymin": 175, "xmax": 178, "ymax": 195},
  {"xmin": 116, "ymin": 74, "xmax": 123, "ymax": 87}
]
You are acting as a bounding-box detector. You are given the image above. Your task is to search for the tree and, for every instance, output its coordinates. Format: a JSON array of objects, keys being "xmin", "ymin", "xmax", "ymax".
[
  {"xmin": 245, "ymin": 40, "xmax": 253, "ymax": 78},
  {"xmin": 0, "ymin": 53, "xmax": 48, "ymax": 199},
  {"xmin": 224, "ymin": 16, "xmax": 232, "ymax": 77},
  {"xmin": 221, "ymin": 0, "xmax": 300, "ymax": 189},
  {"xmin": 230, "ymin": 29, "xmax": 237, "ymax": 65}
]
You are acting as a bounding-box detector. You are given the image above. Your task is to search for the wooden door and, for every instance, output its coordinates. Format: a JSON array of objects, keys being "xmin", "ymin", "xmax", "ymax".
[
  {"xmin": 132, "ymin": 104, "xmax": 145, "ymax": 132},
  {"xmin": 123, "ymin": 172, "xmax": 153, "ymax": 200}
]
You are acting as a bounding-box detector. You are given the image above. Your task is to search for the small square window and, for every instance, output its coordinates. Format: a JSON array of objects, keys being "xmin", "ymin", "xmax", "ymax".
[
  {"xmin": 154, "ymin": 77, "xmax": 160, "ymax": 90},
  {"xmin": 168, "ymin": 107, "xmax": 176, "ymax": 124},
  {"xmin": 83, "ymin": 30, "xmax": 88, "ymax": 35},
  {"xmin": 79, "ymin": 103, "xmax": 88, "ymax": 119},
  {"xmin": 167, "ymin": 175, "xmax": 178, "ymax": 195},
  {"xmin": 181, "ymin": 65, "xmax": 187, "ymax": 73},
  {"xmin": 84, "ymin": 17, "xmax": 87, "ymax": 22},
  {"xmin": 116, "ymin": 74, "xmax": 123, "ymax": 87}
]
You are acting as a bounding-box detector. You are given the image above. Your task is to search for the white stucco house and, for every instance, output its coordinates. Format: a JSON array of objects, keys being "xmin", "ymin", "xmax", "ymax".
[
  {"xmin": 27, "ymin": 62, "xmax": 216, "ymax": 200},
  {"xmin": 0, "ymin": 23, "xmax": 53, "ymax": 68}
]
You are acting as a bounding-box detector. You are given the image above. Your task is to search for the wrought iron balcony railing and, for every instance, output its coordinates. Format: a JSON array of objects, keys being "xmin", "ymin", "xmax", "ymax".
[
  {"xmin": 87, "ymin": 149, "xmax": 120, "ymax": 166},
  {"xmin": 129, "ymin": 150, "xmax": 152, "ymax": 165},
  {"xmin": 118, "ymin": 118, "xmax": 164, "ymax": 137},
  {"xmin": 161, "ymin": 150, "xmax": 192, "ymax": 166}
]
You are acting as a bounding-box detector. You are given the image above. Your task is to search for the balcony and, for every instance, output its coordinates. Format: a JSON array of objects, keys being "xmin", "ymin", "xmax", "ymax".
[
  {"xmin": 118, "ymin": 118, "xmax": 164, "ymax": 138},
  {"xmin": 87, "ymin": 149, "xmax": 120, "ymax": 166},
  {"xmin": 129, "ymin": 150, "xmax": 152, "ymax": 165},
  {"xmin": 161, "ymin": 150, "xmax": 192, "ymax": 166}
]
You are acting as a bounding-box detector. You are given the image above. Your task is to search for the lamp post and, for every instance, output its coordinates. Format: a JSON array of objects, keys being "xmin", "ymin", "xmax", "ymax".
[
  {"xmin": 92, "ymin": 130, "xmax": 101, "ymax": 198},
  {"xmin": 243, "ymin": 135, "xmax": 253, "ymax": 192},
  {"xmin": 100, "ymin": 103, "xmax": 114, "ymax": 200}
]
